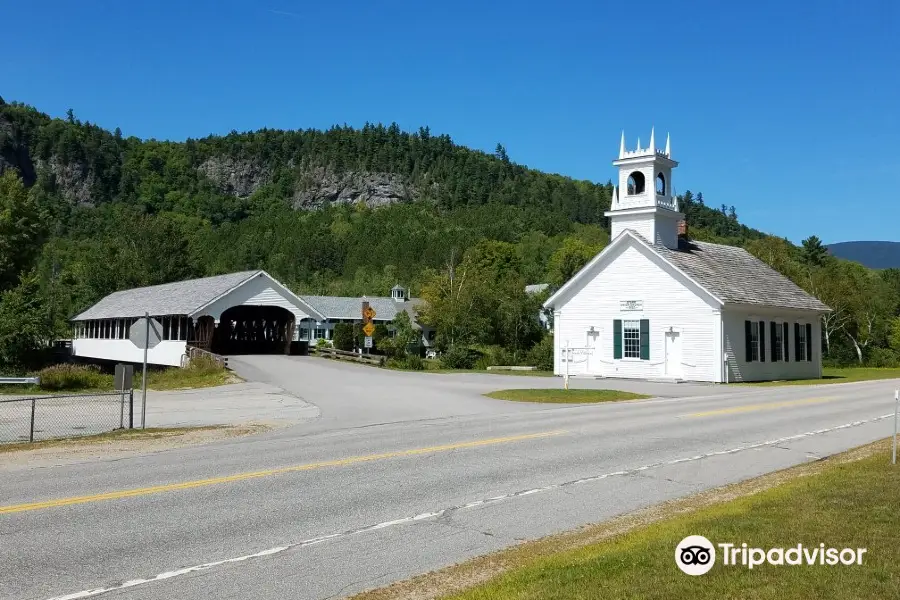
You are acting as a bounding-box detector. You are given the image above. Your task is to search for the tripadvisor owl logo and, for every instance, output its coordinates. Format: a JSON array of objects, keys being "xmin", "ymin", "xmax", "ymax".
[
  {"xmin": 675, "ymin": 535, "xmax": 868, "ymax": 574},
  {"xmin": 675, "ymin": 535, "xmax": 716, "ymax": 575}
]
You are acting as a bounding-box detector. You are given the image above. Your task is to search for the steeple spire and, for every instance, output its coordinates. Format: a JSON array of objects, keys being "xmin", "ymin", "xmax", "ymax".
[
  {"xmin": 649, "ymin": 127, "xmax": 655, "ymax": 152},
  {"xmin": 665, "ymin": 132, "xmax": 671, "ymax": 156},
  {"xmin": 619, "ymin": 130, "xmax": 625, "ymax": 159}
]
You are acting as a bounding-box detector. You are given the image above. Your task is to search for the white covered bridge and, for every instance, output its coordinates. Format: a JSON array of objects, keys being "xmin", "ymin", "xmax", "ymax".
[{"xmin": 70, "ymin": 271, "xmax": 325, "ymax": 367}]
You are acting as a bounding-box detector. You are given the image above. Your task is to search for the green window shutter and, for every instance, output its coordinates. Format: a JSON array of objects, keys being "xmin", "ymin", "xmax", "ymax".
[
  {"xmin": 745, "ymin": 320, "xmax": 753, "ymax": 362},
  {"xmin": 794, "ymin": 323, "xmax": 801, "ymax": 361},
  {"xmin": 783, "ymin": 322, "xmax": 790, "ymax": 362},
  {"xmin": 759, "ymin": 321, "xmax": 766, "ymax": 362},
  {"xmin": 639, "ymin": 319, "xmax": 650, "ymax": 360},
  {"xmin": 805, "ymin": 323, "xmax": 813, "ymax": 362},
  {"xmin": 770, "ymin": 321, "xmax": 777, "ymax": 362},
  {"xmin": 613, "ymin": 319, "xmax": 622, "ymax": 359}
]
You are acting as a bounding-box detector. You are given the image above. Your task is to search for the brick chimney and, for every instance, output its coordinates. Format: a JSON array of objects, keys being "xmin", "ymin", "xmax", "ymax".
[{"xmin": 677, "ymin": 220, "xmax": 688, "ymax": 238}]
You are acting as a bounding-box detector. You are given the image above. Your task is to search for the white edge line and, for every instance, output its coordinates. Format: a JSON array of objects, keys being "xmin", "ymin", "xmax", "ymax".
[{"xmin": 44, "ymin": 412, "xmax": 894, "ymax": 600}]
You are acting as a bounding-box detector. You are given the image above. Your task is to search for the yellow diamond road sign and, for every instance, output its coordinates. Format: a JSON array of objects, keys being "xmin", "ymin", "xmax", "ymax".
[
  {"xmin": 363, "ymin": 306, "xmax": 376, "ymax": 320},
  {"xmin": 362, "ymin": 323, "xmax": 376, "ymax": 337}
]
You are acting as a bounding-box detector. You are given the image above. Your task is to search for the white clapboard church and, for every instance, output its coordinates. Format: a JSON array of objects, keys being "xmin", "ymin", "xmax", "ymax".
[{"xmin": 544, "ymin": 130, "xmax": 830, "ymax": 383}]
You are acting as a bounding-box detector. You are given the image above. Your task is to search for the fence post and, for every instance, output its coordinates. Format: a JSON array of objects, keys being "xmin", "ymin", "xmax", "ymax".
[
  {"xmin": 30, "ymin": 398, "xmax": 36, "ymax": 443},
  {"xmin": 119, "ymin": 390, "xmax": 125, "ymax": 429},
  {"xmin": 129, "ymin": 389, "xmax": 134, "ymax": 429}
]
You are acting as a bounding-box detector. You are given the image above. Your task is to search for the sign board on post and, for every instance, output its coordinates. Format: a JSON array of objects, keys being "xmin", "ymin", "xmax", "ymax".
[
  {"xmin": 129, "ymin": 317, "xmax": 163, "ymax": 350},
  {"xmin": 361, "ymin": 301, "xmax": 376, "ymax": 352},
  {"xmin": 114, "ymin": 364, "xmax": 133, "ymax": 391},
  {"xmin": 129, "ymin": 314, "xmax": 162, "ymax": 429}
]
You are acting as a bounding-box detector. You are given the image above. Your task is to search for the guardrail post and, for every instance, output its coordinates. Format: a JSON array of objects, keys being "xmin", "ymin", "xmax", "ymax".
[{"xmin": 30, "ymin": 398, "xmax": 36, "ymax": 443}]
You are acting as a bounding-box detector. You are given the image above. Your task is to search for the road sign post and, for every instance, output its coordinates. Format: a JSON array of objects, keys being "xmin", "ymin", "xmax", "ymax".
[
  {"xmin": 129, "ymin": 313, "xmax": 162, "ymax": 429},
  {"xmin": 361, "ymin": 301, "xmax": 376, "ymax": 354}
]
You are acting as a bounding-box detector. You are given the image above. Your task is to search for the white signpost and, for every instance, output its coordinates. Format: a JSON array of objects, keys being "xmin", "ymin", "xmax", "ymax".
[
  {"xmin": 129, "ymin": 313, "xmax": 163, "ymax": 429},
  {"xmin": 561, "ymin": 342, "xmax": 592, "ymax": 390},
  {"xmin": 364, "ymin": 336, "xmax": 373, "ymax": 349}
]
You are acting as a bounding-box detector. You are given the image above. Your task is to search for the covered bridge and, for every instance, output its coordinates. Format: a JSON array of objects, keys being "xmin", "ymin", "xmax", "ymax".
[{"xmin": 70, "ymin": 271, "xmax": 325, "ymax": 367}]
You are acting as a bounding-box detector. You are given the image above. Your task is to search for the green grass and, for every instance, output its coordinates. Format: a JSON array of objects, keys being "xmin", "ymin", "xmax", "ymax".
[
  {"xmin": 443, "ymin": 440, "xmax": 900, "ymax": 600},
  {"xmin": 737, "ymin": 366, "xmax": 900, "ymax": 386},
  {"xmin": 0, "ymin": 359, "xmax": 237, "ymax": 395},
  {"xmin": 0, "ymin": 426, "xmax": 226, "ymax": 452},
  {"xmin": 485, "ymin": 388, "xmax": 650, "ymax": 403}
]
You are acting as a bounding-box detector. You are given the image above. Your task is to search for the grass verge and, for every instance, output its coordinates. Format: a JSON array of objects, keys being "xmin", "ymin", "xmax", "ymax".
[
  {"xmin": 350, "ymin": 438, "xmax": 899, "ymax": 600},
  {"xmin": 485, "ymin": 388, "xmax": 650, "ymax": 403},
  {"xmin": 0, "ymin": 361, "xmax": 239, "ymax": 395},
  {"xmin": 737, "ymin": 367, "xmax": 900, "ymax": 387},
  {"xmin": 0, "ymin": 426, "xmax": 227, "ymax": 453}
]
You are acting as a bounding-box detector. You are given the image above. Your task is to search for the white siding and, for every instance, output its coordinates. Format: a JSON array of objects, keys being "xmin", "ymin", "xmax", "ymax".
[
  {"xmin": 610, "ymin": 214, "xmax": 654, "ymax": 245},
  {"xmin": 72, "ymin": 339, "xmax": 187, "ymax": 367},
  {"xmin": 554, "ymin": 240, "xmax": 720, "ymax": 382},
  {"xmin": 197, "ymin": 275, "xmax": 314, "ymax": 340},
  {"xmin": 723, "ymin": 308, "xmax": 822, "ymax": 382}
]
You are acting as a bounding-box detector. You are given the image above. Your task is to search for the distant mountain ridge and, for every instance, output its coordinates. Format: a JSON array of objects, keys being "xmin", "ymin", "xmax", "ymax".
[{"xmin": 827, "ymin": 241, "xmax": 900, "ymax": 269}]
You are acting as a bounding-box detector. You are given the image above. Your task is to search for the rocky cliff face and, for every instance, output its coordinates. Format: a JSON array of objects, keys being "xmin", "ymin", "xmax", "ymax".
[
  {"xmin": 35, "ymin": 156, "xmax": 95, "ymax": 205},
  {"xmin": 197, "ymin": 156, "xmax": 271, "ymax": 199},
  {"xmin": 197, "ymin": 157, "xmax": 420, "ymax": 210},
  {"xmin": 291, "ymin": 167, "xmax": 418, "ymax": 210}
]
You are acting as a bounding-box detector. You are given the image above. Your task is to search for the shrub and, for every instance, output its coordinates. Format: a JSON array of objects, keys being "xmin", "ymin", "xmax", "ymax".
[
  {"xmin": 865, "ymin": 347, "xmax": 900, "ymax": 368},
  {"xmin": 404, "ymin": 354, "xmax": 425, "ymax": 371},
  {"xmin": 441, "ymin": 345, "xmax": 483, "ymax": 370},
  {"xmin": 332, "ymin": 323, "xmax": 355, "ymax": 351},
  {"xmin": 37, "ymin": 364, "xmax": 112, "ymax": 391},
  {"xmin": 526, "ymin": 335, "xmax": 554, "ymax": 371},
  {"xmin": 316, "ymin": 338, "xmax": 329, "ymax": 350}
]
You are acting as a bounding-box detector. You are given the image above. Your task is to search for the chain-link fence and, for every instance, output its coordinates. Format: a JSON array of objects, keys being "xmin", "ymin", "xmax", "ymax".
[{"xmin": 0, "ymin": 391, "xmax": 134, "ymax": 444}]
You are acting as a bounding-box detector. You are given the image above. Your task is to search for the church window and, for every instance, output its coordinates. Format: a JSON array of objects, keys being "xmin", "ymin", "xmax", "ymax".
[
  {"xmin": 626, "ymin": 172, "xmax": 645, "ymax": 195},
  {"xmin": 771, "ymin": 322, "xmax": 783, "ymax": 362},
  {"xmin": 746, "ymin": 320, "xmax": 760, "ymax": 362},
  {"xmin": 656, "ymin": 172, "xmax": 666, "ymax": 195},
  {"xmin": 623, "ymin": 320, "xmax": 641, "ymax": 358}
]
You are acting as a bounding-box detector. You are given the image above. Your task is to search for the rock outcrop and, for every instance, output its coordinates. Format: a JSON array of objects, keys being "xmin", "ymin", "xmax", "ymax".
[
  {"xmin": 35, "ymin": 156, "xmax": 95, "ymax": 205},
  {"xmin": 197, "ymin": 156, "xmax": 270, "ymax": 198},
  {"xmin": 291, "ymin": 167, "xmax": 417, "ymax": 210}
]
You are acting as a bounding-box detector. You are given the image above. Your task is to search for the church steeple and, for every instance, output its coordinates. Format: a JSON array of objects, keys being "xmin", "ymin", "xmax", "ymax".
[{"xmin": 605, "ymin": 129, "xmax": 683, "ymax": 249}]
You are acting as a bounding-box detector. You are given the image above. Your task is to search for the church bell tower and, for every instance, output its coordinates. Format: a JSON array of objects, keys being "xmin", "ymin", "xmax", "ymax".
[{"xmin": 605, "ymin": 128, "xmax": 683, "ymax": 249}]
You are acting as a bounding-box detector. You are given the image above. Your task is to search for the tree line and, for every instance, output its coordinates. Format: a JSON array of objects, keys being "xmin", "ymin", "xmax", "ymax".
[{"xmin": 0, "ymin": 99, "xmax": 897, "ymax": 371}]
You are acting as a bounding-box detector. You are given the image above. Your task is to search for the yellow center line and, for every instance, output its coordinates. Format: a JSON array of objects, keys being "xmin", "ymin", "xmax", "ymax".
[
  {"xmin": 0, "ymin": 430, "xmax": 565, "ymax": 515},
  {"xmin": 685, "ymin": 397, "xmax": 836, "ymax": 418}
]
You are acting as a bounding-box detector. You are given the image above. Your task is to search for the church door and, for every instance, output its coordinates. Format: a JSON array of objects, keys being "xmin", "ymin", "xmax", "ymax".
[{"xmin": 664, "ymin": 330, "xmax": 683, "ymax": 379}]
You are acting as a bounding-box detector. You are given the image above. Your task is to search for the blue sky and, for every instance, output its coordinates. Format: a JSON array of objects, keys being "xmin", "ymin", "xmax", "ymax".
[{"xmin": 4, "ymin": 0, "xmax": 898, "ymax": 243}]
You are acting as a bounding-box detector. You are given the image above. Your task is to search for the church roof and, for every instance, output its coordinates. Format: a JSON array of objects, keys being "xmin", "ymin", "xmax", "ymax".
[
  {"xmin": 654, "ymin": 238, "xmax": 830, "ymax": 311},
  {"xmin": 544, "ymin": 230, "xmax": 830, "ymax": 312}
]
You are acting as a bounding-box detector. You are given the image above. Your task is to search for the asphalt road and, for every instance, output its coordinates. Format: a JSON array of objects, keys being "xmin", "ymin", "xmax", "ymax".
[{"xmin": 1, "ymin": 356, "xmax": 898, "ymax": 600}]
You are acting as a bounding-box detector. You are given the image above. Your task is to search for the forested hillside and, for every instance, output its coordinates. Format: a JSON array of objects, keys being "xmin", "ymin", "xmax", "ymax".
[
  {"xmin": 827, "ymin": 241, "xmax": 900, "ymax": 269},
  {"xmin": 0, "ymin": 97, "xmax": 898, "ymax": 370}
]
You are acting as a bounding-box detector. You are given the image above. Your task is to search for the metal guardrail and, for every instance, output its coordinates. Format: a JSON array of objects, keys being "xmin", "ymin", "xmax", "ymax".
[
  {"xmin": 0, "ymin": 377, "xmax": 40, "ymax": 385},
  {"xmin": 0, "ymin": 391, "xmax": 134, "ymax": 444}
]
